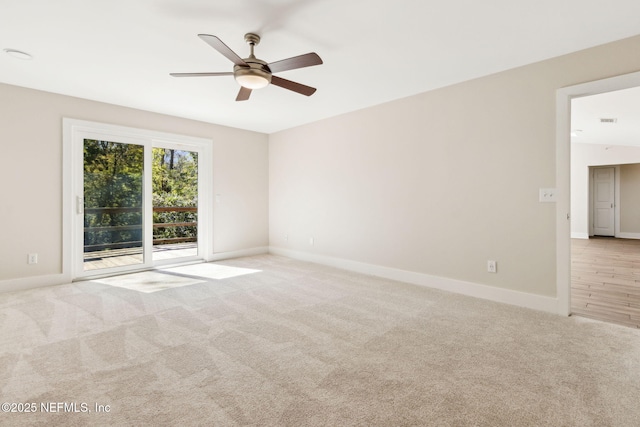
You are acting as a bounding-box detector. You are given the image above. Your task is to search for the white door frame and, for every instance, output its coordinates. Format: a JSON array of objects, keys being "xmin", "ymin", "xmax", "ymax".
[
  {"xmin": 556, "ymin": 70, "xmax": 640, "ymax": 316},
  {"xmin": 62, "ymin": 118, "xmax": 213, "ymax": 280}
]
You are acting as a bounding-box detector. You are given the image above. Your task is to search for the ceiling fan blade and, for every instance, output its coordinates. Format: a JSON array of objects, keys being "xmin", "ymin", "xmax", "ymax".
[
  {"xmin": 198, "ymin": 34, "xmax": 248, "ymax": 67},
  {"xmin": 170, "ymin": 72, "xmax": 233, "ymax": 77},
  {"xmin": 236, "ymin": 86, "xmax": 252, "ymax": 101},
  {"xmin": 271, "ymin": 75, "xmax": 317, "ymax": 96},
  {"xmin": 268, "ymin": 52, "xmax": 323, "ymax": 73}
]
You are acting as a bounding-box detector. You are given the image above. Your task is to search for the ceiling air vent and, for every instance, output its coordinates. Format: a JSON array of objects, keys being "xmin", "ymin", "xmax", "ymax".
[{"xmin": 600, "ymin": 118, "xmax": 617, "ymax": 123}]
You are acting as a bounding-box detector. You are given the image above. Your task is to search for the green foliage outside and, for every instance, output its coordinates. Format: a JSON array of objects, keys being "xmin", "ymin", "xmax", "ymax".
[
  {"xmin": 84, "ymin": 140, "xmax": 143, "ymax": 250},
  {"xmin": 83, "ymin": 140, "xmax": 198, "ymax": 252},
  {"xmin": 152, "ymin": 148, "xmax": 198, "ymax": 244}
]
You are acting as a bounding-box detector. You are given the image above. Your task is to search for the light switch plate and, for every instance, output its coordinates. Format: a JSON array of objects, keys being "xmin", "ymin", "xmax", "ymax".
[{"xmin": 539, "ymin": 188, "xmax": 557, "ymax": 203}]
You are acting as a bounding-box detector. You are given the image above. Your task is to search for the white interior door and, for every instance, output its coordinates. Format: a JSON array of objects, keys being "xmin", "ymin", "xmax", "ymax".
[{"xmin": 593, "ymin": 167, "xmax": 615, "ymax": 236}]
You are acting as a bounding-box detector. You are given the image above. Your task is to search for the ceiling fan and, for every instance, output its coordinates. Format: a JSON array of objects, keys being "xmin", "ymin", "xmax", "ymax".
[{"xmin": 171, "ymin": 33, "xmax": 323, "ymax": 101}]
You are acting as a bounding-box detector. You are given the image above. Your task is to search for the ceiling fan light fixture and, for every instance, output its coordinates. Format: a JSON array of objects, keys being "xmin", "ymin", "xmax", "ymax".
[
  {"xmin": 235, "ymin": 73, "xmax": 270, "ymax": 89},
  {"xmin": 234, "ymin": 64, "xmax": 272, "ymax": 89}
]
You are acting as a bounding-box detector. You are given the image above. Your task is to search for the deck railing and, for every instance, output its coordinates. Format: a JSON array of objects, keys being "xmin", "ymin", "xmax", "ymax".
[{"xmin": 84, "ymin": 206, "xmax": 197, "ymax": 252}]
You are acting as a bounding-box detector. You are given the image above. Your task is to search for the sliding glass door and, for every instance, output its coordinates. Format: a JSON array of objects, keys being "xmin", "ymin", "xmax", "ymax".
[{"xmin": 68, "ymin": 120, "xmax": 211, "ymax": 280}]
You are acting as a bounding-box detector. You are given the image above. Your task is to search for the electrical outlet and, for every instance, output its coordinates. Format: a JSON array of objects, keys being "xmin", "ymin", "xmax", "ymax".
[
  {"xmin": 487, "ymin": 260, "xmax": 497, "ymax": 273},
  {"xmin": 28, "ymin": 253, "xmax": 38, "ymax": 265},
  {"xmin": 309, "ymin": 237, "xmax": 314, "ymax": 245}
]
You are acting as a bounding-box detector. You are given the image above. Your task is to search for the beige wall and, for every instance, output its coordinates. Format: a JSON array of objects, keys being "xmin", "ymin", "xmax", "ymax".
[
  {"xmin": 270, "ymin": 35, "xmax": 640, "ymax": 298},
  {"xmin": 0, "ymin": 83, "xmax": 268, "ymax": 283},
  {"xmin": 620, "ymin": 163, "xmax": 640, "ymax": 234},
  {"xmin": 5, "ymin": 33, "xmax": 640, "ymax": 300}
]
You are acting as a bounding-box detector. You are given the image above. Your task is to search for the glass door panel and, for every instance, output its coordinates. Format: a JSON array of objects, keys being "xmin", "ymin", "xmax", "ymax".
[
  {"xmin": 152, "ymin": 148, "xmax": 198, "ymax": 262},
  {"xmin": 83, "ymin": 139, "xmax": 144, "ymax": 271}
]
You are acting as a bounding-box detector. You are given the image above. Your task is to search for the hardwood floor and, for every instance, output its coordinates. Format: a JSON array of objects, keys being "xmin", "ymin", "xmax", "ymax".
[{"xmin": 571, "ymin": 237, "xmax": 640, "ymax": 329}]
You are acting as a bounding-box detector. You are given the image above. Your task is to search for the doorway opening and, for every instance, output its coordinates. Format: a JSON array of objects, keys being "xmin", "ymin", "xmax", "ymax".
[{"xmin": 560, "ymin": 76, "xmax": 640, "ymax": 328}]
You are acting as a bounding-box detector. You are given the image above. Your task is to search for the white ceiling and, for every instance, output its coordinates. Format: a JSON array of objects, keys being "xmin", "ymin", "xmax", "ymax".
[
  {"xmin": 572, "ymin": 86, "xmax": 640, "ymax": 147},
  {"xmin": 2, "ymin": 0, "xmax": 640, "ymax": 134}
]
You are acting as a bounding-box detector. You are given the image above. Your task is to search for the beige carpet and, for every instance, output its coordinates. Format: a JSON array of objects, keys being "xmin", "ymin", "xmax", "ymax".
[{"xmin": 1, "ymin": 255, "xmax": 640, "ymax": 426}]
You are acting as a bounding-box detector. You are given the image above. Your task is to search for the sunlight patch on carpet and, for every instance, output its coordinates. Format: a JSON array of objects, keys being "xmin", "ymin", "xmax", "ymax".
[
  {"xmin": 92, "ymin": 271, "xmax": 205, "ymax": 293},
  {"xmin": 161, "ymin": 263, "xmax": 261, "ymax": 280}
]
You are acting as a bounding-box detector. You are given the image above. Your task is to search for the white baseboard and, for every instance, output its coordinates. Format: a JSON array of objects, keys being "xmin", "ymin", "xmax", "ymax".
[
  {"xmin": 269, "ymin": 246, "xmax": 559, "ymax": 315},
  {"xmin": 3, "ymin": 247, "xmax": 559, "ymax": 316},
  {"xmin": 0, "ymin": 273, "xmax": 72, "ymax": 294},
  {"xmin": 1, "ymin": 247, "xmax": 269, "ymax": 294},
  {"xmin": 571, "ymin": 232, "xmax": 589, "ymax": 239},
  {"xmin": 616, "ymin": 232, "xmax": 640, "ymax": 240},
  {"xmin": 208, "ymin": 246, "xmax": 269, "ymax": 262}
]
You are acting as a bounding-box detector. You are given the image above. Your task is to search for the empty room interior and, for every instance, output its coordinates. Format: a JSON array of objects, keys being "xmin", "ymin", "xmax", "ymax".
[{"xmin": 2, "ymin": 1, "xmax": 640, "ymax": 425}]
